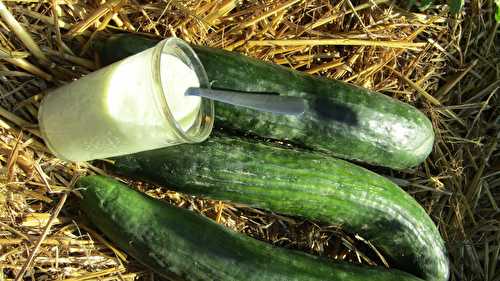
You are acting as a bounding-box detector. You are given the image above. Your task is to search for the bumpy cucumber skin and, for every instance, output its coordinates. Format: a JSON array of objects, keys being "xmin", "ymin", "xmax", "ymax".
[
  {"xmin": 193, "ymin": 46, "xmax": 434, "ymax": 170},
  {"xmin": 112, "ymin": 135, "xmax": 448, "ymax": 281},
  {"xmin": 79, "ymin": 175, "xmax": 425, "ymax": 281},
  {"xmin": 98, "ymin": 34, "xmax": 434, "ymax": 170}
]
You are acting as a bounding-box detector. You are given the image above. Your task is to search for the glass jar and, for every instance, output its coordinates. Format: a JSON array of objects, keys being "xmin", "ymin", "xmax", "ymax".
[{"xmin": 38, "ymin": 37, "xmax": 214, "ymax": 162}]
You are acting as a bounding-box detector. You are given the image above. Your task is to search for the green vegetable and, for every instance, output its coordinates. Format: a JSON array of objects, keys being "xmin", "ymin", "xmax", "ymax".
[
  {"xmin": 448, "ymin": 0, "xmax": 464, "ymax": 14},
  {"xmin": 97, "ymin": 34, "xmax": 435, "ymax": 170},
  {"xmin": 111, "ymin": 134, "xmax": 448, "ymax": 281},
  {"xmin": 78, "ymin": 175, "xmax": 425, "ymax": 281},
  {"xmin": 496, "ymin": 0, "xmax": 500, "ymax": 22}
]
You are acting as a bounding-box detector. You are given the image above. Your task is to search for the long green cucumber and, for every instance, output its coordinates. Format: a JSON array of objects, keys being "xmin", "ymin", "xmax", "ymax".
[
  {"xmin": 78, "ymin": 175, "xmax": 425, "ymax": 281},
  {"xmin": 97, "ymin": 34, "xmax": 434, "ymax": 170},
  {"xmin": 111, "ymin": 134, "xmax": 448, "ymax": 281}
]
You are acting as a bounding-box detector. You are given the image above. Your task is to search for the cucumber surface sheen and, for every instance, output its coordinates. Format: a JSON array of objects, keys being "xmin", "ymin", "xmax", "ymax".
[
  {"xmin": 79, "ymin": 175, "xmax": 425, "ymax": 281},
  {"xmin": 112, "ymin": 135, "xmax": 448, "ymax": 281},
  {"xmin": 97, "ymin": 34, "xmax": 434, "ymax": 170}
]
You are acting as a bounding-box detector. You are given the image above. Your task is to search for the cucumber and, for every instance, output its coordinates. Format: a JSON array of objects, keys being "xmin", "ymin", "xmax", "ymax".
[
  {"xmin": 78, "ymin": 175, "xmax": 425, "ymax": 281},
  {"xmin": 111, "ymin": 134, "xmax": 448, "ymax": 281},
  {"xmin": 97, "ymin": 34, "xmax": 434, "ymax": 170}
]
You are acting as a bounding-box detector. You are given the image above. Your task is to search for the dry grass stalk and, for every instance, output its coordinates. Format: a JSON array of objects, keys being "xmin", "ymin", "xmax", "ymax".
[
  {"xmin": 66, "ymin": 0, "xmax": 124, "ymax": 37},
  {"xmin": 246, "ymin": 38, "xmax": 427, "ymax": 49},
  {"xmin": 0, "ymin": 0, "xmax": 497, "ymax": 280},
  {"xmin": 51, "ymin": 0, "xmax": 63, "ymax": 53},
  {"xmin": 203, "ymin": 0, "xmax": 238, "ymax": 26},
  {"xmin": 239, "ymin": 0, "xmax": 303, "ymax": 28},
  {"xmin": 1, "ymin": 57, "xmax": 52, "ymax": 80},
  {"xmin": 0, "ymin": 0, "xmax": 49, "ymax": 63},
  {"xmin": 13, "ymin": 192, "xmax": 68, "ymax": 281}
]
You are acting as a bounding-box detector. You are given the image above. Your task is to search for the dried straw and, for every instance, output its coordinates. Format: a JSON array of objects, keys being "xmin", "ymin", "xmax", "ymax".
[{"xmin": 0, "ymin": 0, "xmax": 497, "ymax": 280}]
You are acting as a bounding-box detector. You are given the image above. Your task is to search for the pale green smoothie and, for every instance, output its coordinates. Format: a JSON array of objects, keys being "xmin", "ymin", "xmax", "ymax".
[{"xmin": 39, "ymin": 46, "xmax": 202, "ymax": 161}]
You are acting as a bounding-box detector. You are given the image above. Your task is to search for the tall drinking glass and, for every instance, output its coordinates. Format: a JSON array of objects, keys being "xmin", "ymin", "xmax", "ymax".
[{"xmin": 38, "ymin": 38, "xmax": 214, "ymax": 162}]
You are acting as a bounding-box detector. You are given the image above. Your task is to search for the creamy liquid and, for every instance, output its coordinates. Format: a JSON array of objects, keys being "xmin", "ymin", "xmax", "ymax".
[
  {"xmin": 106, "ymin": 54, "xmax": 201, "ymax": 132},
  {"xmin": 160, "ymin": 54, "xmax": 201, "ymax": 131},
  {"xmin": 39, "ymin": 48, "xmax": 201, "ymax": 161}
]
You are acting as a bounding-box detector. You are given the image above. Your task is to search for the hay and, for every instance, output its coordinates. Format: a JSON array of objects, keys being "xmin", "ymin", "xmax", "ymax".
[{"xmin": 0, "ymin": 0, "xmax": 498, "ymax": 280}]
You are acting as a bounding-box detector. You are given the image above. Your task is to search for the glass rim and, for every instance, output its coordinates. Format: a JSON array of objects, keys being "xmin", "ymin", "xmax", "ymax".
[{"xmin": 152, "ymin": 38, "xmax": 214, "ymax": 144}]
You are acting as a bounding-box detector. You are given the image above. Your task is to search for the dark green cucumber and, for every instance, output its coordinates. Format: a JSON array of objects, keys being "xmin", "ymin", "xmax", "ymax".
[
  {"xmin": 111, "ymin": 134, "xmax": 448, "ymax": 281},
  {"xmin": 97, "ymin": 34, "xmax": 434, "ymax": 170},
  {"xmin": 78, "ymin": 175, "xmax": 425, "ymax": 281}
]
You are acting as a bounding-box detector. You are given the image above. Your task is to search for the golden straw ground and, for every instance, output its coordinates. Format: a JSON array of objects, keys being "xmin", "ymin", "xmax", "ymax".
[{"xmin": 0, "ymin": 0, "xmax": 498, "ymax": 280}]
